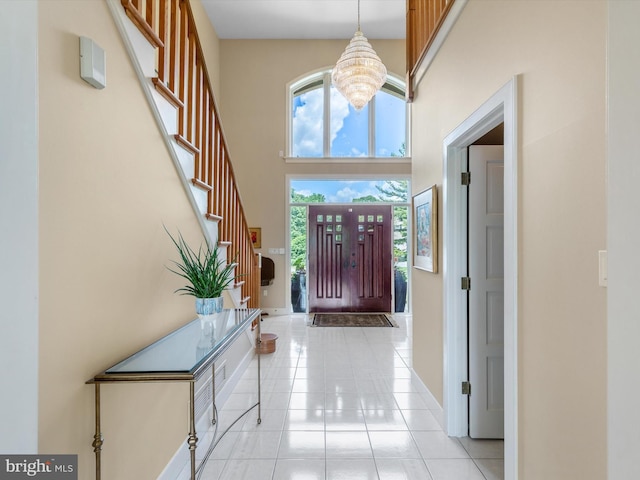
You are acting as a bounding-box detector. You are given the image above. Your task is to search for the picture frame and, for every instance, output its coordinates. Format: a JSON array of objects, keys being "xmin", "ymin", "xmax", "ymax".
[
  {"xmin": 249, "ymin": 227, "xmax": 261, "ymax": 249},
  {"xmin": 413, "ymin": 185, "xmax": 438, "ymax": 272}
]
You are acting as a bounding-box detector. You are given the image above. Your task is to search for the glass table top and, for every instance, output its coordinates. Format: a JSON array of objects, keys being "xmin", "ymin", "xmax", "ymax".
[{"xmin": 102, "ymin": 308, "xmax": 259, "ymax": 375}]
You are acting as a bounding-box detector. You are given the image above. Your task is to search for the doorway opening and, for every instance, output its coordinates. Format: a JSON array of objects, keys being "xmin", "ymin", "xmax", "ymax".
[
  {"xmin": 288, "ymin": 178, "xmax": 410, "ymax": 314},
  {"xmin": 308, "ymin": 204, "xmax": 392, "ymax": 312},
  {"xmin": 442, "ymin": 78, "xmax": 518, "ymax": 480}
]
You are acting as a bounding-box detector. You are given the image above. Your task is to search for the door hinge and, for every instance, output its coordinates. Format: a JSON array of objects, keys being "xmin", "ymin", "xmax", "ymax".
[
  {"xmin": 462, "ymin": 381, "xmax": 471, "ymax": 395},
  {"xmin": 461, "ymin": 171, "xmax": 471, "ymax": 186},
  {"xmin": 461, "ymin": 277, "xmax": 471, "ymax": 290}
]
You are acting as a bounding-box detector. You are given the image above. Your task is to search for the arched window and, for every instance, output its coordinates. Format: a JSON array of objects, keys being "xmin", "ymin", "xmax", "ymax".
[{"xmin": 287, "ymin": 69, "xmax": 409, "ymax": 160}]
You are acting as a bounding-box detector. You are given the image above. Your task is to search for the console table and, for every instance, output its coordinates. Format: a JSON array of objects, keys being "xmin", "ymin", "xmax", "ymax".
[{"xmin": 87, "ymin": 308, "xmax": 262, "ymax": 480}]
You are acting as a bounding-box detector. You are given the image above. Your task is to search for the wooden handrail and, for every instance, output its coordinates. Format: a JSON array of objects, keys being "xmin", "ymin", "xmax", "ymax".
[{"xmin": 121, "ymin": 0, "xmax": 260, "ymax": 310}]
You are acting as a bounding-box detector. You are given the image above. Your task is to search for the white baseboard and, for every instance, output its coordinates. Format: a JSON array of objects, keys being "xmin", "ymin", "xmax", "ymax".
[{"xmin": 260, "ymin": 307, "xmax": 298, "ymax": 316}]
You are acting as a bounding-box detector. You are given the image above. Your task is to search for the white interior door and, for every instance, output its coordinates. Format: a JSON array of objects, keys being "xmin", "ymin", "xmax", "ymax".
[{"xmin": 469, "ymin": 145, "xmax": 505, "ymax": 439}]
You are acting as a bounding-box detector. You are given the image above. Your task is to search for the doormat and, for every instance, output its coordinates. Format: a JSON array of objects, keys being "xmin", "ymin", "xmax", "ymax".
[{"xmin": 312, "ymin": 313, "xmax": 397, "ymax": 328}]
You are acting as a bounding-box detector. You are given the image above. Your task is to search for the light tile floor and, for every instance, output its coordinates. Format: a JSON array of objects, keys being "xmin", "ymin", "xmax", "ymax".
[{"xmin": 197, "ymin": 313, "xmax": 503, "ymax": 480}]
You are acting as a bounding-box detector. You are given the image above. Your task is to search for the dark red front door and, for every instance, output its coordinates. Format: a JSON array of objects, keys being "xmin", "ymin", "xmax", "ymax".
[{"xmin": 308, "ymin": 205, "xmax": 392, "ymax": 312}]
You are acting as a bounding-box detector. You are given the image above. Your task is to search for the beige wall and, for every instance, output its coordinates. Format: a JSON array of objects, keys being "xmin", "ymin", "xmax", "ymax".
[
  {"xmin": 191, "ymin": 0, "xmax": 221, "ymax": 99},
  {"xmin": 38, "ymin": 1, "xmax": 215, "ymax": 477},
  {"xmin": 411, "ymin": 1, "xmax": 607, "ymax": 479},
  {"xmin": 217, "ymin": 39, "xmax": 409, "ymax": 310}
]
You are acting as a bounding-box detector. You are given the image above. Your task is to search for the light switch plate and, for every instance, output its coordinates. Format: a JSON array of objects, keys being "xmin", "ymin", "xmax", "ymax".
[{"xmin": 598, "ymin": 250, "xmax": 608, "ymax": 287}]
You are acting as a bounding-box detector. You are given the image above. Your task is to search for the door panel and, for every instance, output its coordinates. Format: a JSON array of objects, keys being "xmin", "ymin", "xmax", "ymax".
[
  {"xmin": 469, "ymin": 145, "xmax": 505, "ymax": 439},
  {"xmin": 309, "ymin": 205, "xmax": 391, "ymax": 312},
  {"xmin": 309, "ymin": 207, "xmax": 347, "ymax": 312}
]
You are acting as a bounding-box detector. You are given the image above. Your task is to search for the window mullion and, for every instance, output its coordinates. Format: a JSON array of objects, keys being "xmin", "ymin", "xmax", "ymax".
[
  {"xmin": 369, "ymin": 95, "xmax": 376, "ymax": 157},
  {"xmin": 323, "ymin": 73, "xmax": 331, "ymax": 157}
]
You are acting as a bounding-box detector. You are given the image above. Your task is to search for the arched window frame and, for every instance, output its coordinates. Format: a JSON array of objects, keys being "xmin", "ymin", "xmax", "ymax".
[{"xmin": 285, "ymin": 68, "xmax": 411, "ymax": 162}]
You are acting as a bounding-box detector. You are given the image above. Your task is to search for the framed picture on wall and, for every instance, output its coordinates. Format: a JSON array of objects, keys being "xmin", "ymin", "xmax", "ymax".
[
  {"xmin": 413, "ymin": 185, "xmax": 438, "ymax": 272},
  {"xmin": 249, "ymin": 227, "xmax": 261, "ymax": 249}
]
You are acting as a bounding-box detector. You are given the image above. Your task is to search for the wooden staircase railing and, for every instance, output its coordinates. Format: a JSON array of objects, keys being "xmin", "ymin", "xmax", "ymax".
[
  {"xmin": 406, "ymin": 0, "xmax": 456, "ymax": 101},
  {"xmin": 121, "ymin": 0, "xmax": 260, "ymax": 310}
]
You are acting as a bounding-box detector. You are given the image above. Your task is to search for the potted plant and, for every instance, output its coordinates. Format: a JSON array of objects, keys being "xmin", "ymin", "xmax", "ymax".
[
  {"xmin": 290, "ymin": 259, "xmax": 306, "ymax": 313},
  {"xmin": 165, "ymin": 228, "xmax": 240, "ymax": 317}
]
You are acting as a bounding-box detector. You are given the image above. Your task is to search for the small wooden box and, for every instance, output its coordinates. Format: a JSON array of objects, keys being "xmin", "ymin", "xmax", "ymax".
[{"xmin": 257, "ymin": 333, "xmax": 278, "ymax": 354}]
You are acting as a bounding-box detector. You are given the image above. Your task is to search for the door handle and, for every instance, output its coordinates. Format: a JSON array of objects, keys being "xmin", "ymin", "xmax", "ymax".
[
  {"xmin": 344, "ymin": 260, "xmax": 349, "ymax": 269},
  {"xmin": 351, "ymin": 261, "xmax": 357, "ymax": 269}
]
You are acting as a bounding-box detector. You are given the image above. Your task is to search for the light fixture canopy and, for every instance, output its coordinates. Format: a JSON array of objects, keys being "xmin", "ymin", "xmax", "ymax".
[{"xmin": 331, "ymin": 0, "xmax": 387, "ymax": 111}]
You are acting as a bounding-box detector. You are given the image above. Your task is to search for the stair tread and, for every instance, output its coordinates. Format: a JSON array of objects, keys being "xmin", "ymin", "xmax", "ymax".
[
  {"xmin": 152, "ymin": 78, "xmax": 184, "ymax": 109},
  {"xmin": 192, "ymin": 178, "xmax": 212, "ymax": 191},
  {"xmin": 174, "ymin": 134, "xmax": 200, "ymax": 154}
]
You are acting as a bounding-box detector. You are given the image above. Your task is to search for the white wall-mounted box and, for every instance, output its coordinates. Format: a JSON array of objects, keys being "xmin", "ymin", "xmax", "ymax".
[{"xmin": 80, "ymin": 36, "xmax": 106, "ymax": 89}]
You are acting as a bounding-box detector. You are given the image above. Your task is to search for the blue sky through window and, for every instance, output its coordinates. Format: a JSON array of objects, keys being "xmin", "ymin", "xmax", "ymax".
[
  {"xmin": 330, "ymin": 87, "xmax": 368, "ymax": 157},
  {"xmin": 291, "ymin": 74, "xmax": 406, "ymax": 158},
  {"xmin": 292, "ymin": 88, "xmax": 323, "ymax": 157},
  {"xmin": 291, "ymin": 179, "xmax": 407, "ymax": 203},
  {"xmin": 375, "ymin": 90, "xmax": 406, "ymax": 156}
]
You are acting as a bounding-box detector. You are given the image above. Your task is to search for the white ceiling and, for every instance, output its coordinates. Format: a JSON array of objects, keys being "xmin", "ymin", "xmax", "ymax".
[{"xmin": 200, "ymin": 0, "xmax": 406, "ymax": 40}]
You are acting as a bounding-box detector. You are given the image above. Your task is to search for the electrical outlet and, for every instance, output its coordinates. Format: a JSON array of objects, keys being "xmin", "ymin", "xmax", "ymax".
[{"xmin": 263, "ymin": 290, "xmax": 268, "ymax": 296}]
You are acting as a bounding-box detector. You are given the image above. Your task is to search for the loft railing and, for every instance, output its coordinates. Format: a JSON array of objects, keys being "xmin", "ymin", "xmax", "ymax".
[
  {"xmin": 120, "ymin": 0, "xmax": 259, "ymax": 309},
  {"xmin": 406, "ymin": 0, "xmax": 456, "ymax": 101}
]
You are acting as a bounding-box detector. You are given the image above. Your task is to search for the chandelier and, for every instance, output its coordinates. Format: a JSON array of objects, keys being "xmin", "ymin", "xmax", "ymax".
[{"xmin": 331, "ymin": 0, "xmax": 387, "ymax": 111}]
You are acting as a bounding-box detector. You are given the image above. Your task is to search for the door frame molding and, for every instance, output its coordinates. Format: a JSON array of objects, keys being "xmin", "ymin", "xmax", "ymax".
[{"xmin": 442, "ymin": 77, "xmax": 518, "ymax": 479}]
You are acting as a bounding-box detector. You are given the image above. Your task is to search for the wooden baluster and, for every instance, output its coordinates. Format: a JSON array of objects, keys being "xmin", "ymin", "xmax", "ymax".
[
  {"xmin": 219, "ymin": 142, "xmax": 226, "ymax": 235},
  {"xmin": 221, "ymin": 145, "xmax": 226, "ymax": 223},
  {"xmin": 213, "ymin": 123, "xmax": 221, "ymax": 216},
  {"xmin": 234, "ymin": 190, "xmax": 240, "ymax": 257},
  {"xmin": 178, "ymin": 2, "xmax": 188, "ymax": 134},
  {"xmin": 169, "ymin": 0, "xmax": 179, "ymax": 94},
  {"xmin": 193, "ymin": 60, "xmax": 202, "ymax": 181},
  {"xmin": 235, "ymin": 193, "xmax": 240, "ymax": 266},
  {"xmin": 186, "ymin": 32, "xmax": 195, "ymax": 148},
  {"xmin": 200, "ymin": 78, "xmax": 208, "ymax": 186},
  {"xmin": 203, "ymin": 89, "xmax": 211, "ymax": 188},
  {"xmin": 158, "ymin": 0, "xmax": 168, "ymax": 83},
  {"xmin": 242, "ymin": 237, "xmax": 247, "ymax": 299},
  {"xmin": 225, "ymin": 157, "xmax": 231, "ymax": 242},
  {"xmin": 229, "ymin": 184, "xmax": 235, "ymax": 252},
  {"xmin": 145, "ymin": 0, "xmax": 153, "ymax": 31}
]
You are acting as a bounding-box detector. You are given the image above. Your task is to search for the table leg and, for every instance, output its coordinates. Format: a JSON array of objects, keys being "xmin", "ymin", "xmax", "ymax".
[
  {"xmin": 187, "ymin": 381, "xmax": 198, "ymax": 479},
  {"xmin": 257, "ymin": 315, "xmax": 262, "ymax": 424},
  {"xmin": 92, "ymin": 383, "xmax": 103, "ymax": 480},
  {"xmin": 211, "ymin": 364, "xmax": 217, "ymax": 425}
]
